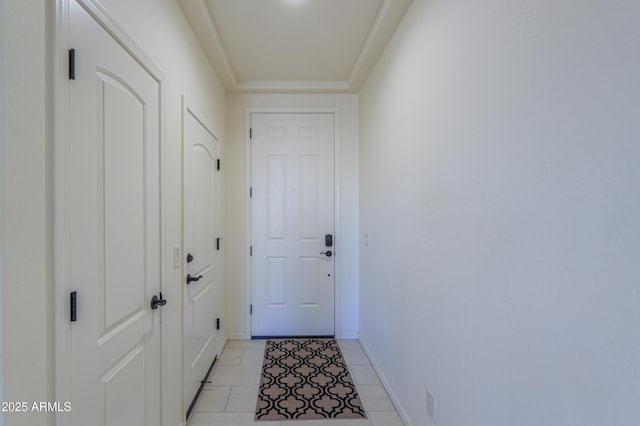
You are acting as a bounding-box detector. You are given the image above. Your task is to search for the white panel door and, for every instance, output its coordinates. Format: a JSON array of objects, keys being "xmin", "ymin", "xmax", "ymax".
[
  {"xmin": 183, "ymin": 102, "xmax": 221, "ymax": 412},
  {"xmin": 68, "ymin": 2, "xmax": 161, "ymax": 425},
  {"xmin": 251, "ymin": 113, "xmax": 335, "ymax": 336}
]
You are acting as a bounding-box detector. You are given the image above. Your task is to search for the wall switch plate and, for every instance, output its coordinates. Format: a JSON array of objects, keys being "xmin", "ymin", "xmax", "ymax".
[
  {"xmin": 426, "ymin": 388, "xmax": 437, "ymax": 423},
  {"xmin": 173, "ymin": 245, "xmax": 181, "ymax": 269}
]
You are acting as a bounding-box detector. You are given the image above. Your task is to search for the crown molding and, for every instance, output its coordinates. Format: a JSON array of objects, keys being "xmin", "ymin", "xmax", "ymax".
[{"xmin": 179, "ymin": 0, "xmax": 413, "ymax": 93}]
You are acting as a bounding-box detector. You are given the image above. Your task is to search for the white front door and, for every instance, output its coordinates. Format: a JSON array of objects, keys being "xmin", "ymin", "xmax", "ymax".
[
  {"xmin": 251, "ymin": 113, "xmax": 335, "ymax": 336},
  {"xmin": 182, "ymin": 101, "xmax": 221, "ymax": 412},
  {"xmin": 67, "ymin": 2, "xmax": 162, "ymax": 424}
]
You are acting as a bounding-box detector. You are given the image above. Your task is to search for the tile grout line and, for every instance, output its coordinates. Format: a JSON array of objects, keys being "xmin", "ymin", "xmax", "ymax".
[{"xmin": 222, "ymin": 383, "xmax": 232, "ymax": 413}]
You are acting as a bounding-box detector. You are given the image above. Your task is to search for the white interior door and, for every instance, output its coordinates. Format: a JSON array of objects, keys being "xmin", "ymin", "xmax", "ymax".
[
  {"xmin": 182, "ymin": 101, "xmax": 221, "ymax": 413},
  {"xmin": 67, "ymin": 2, "xmax": 162, "ymax": 425},
  {"xmin": 251, "ymin": 113, "xmax": 335, "ymax": 336}
]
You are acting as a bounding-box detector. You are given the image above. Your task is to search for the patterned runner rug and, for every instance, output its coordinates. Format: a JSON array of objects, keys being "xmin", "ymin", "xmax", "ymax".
[{"xmin": 255, "ymin": 338, "xmax": 367, "ymax": 421}]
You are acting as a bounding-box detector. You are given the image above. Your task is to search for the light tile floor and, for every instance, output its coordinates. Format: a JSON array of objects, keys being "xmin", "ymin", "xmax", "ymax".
[{"xmin": 187, "ymin": 339, "xmax": 405, "ymax": 426}]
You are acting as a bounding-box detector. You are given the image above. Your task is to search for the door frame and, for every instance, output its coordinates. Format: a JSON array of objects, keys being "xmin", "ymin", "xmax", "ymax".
[
  {"xmin": 53, "ymin": 1, "xmax": 170, "ymax": 424},
  {"xmin": 244, "ymin": 107, "xmax": 342, "ymax": 339}
]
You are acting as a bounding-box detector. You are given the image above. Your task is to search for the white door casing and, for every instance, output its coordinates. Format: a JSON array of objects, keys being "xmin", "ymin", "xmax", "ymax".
[
  {"xmin": 251, "ymin": 113, "xmax": 335, "ymax": 337},
  {"xmin": 66, "ymin": 1, "xmax": 162, "ymax": 425},
  {"xmin": 182, "ymin": 99, "xmax": 222, "ymax": 413}
]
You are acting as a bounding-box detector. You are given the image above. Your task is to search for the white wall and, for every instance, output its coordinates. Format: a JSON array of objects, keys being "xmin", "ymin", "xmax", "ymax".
[
  {"xmin": 225, "ymin": 94, "xmax": 359, "ymax": 340},
  {"xmin": 2, "ymin": 1, "xmax": 227, "ymax": 425},
  {"xmin": 0, "ymin": 0, "xmax": 5, "ymax": 423},
  {"xmin": 2, "ymin": 1, "xmax": 54, "ymax": 425},
  {"xmin": 359, "ymin": 1, "xmax": 640, "ymax": 425}
]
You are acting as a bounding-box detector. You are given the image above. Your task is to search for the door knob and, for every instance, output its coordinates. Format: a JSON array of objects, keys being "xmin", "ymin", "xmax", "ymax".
[
  {"xmin": 320, "ymin": 250, "xmax": 332, "ymax": 257},
  {"xmin": 186, "ymin": 274, "xmax": 202, "ymax": 284},
  {"xmin": 151, "ymin": 293, "xmax": 167, "ymax": 310}
]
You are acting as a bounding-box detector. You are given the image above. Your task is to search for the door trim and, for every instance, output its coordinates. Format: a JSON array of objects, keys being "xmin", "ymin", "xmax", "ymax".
[
  {"xmin": 244, "ymin": 107, "xmax": 342, "ymax": 340},
  {"xmin": 54, "ymin": 1, "xmax": 168, "ymax": 424}
]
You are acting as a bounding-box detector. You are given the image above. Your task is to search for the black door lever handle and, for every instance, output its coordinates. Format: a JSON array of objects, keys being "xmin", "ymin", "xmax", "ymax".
[
  {"xmin": 151, "ymin": 293, "xmax": 167, "ymax": 310},
  {"xmin": 186, "ymin": 274, "xmax": 203, "ymax": 284}
]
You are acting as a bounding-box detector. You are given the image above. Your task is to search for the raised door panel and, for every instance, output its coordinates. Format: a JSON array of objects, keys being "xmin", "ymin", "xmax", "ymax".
[
  {"xmin": 267, "ymin": 257, "xmax": 287, "ymax": 306},
  {"xmin": 267, "ymin": 155, "xmax": 287, "ymax": 240},
  {"xmin": 99, "ymin": 71, "xmax": 148, "ymax": 335},
  {"xmin": 299, "ymin": 155, "xmax": 319, "ymax": 240}
]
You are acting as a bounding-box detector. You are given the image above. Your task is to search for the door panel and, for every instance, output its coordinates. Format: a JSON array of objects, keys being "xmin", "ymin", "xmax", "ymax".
[
  {"xmin": 68, "ymin": 2, "xmax": 161, "ymax": 425},
  {"xmin": 183, "ymin": 103, "xmax": 221, "ymax": 412},
  {"xmin": 267, "ymin": 257, "xmax": 286, "ymax": 305},
  {"xmin": 300, "ymin": 155, "xmax": 319, "ymax": 238},
  {"xmin": 251, "ymin": 113, "xmax": 335, "ymax": 336},
  {"xmin": 267, "ymin": 156, "xmax": 286, "ymax": 239},
  {"xmin": 100, "ymin": 71, "xmax": 146, "ymax": 331},
  {"xmin": 101, "ymin": 343, "xmax": 145, "ymax": 425},
  {"xmin": 299, "ymin": 257, "xmax": 320, "ymax": 305}
]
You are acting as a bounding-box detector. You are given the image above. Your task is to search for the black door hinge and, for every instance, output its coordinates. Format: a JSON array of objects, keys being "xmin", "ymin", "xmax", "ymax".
[
  {"xmin": 250, "ymin": 304, "xmax": 253, "ymax": 315},
  {"xmin": 69, "ymin": 48, "xmax": 76, "ymax": 80},
  {"xmin": 216, "ymin": 237, "xmax": 221, "ymax": 250},
  {"xmin": 250, "ymin": 245, "xmax": 253, "ymax": 256},
  {"xmin": 216, "ymin": 158, "xmax": 221, "ymax": 171},
  {"xmin": 249, "ymin": 128, "xmax": 253, "ymax": 139},
  {"xmin": 70, "ymin": 291, "xmax": 77, "ymax": 321},
  {"xmin": 216, "ymin": 318, "xmax": 220, "ymax": 330},
  {"xmin": 249, "ymin": 187, "xmax": 253, "ymax": 198}
]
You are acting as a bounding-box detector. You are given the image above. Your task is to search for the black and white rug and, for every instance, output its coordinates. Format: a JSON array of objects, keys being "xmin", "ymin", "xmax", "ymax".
[{"xmin": 255, "ymin": 338, "xmax": 367, "ymax": 421}]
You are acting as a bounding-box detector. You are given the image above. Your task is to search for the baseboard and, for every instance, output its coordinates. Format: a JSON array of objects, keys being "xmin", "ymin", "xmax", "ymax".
[
  {"xmin": 358, "ymin": 337, "xmax": 414, "ymax": 426},
  {"xmin": 217, "ymin": 334, "xmax": 228, "ymax": 356},
  {"xmin": 227, "ymin": 332, "xmax": 248, "ymax": 340},
  {"xmin": 229, "ymin": 332, "xmax": 359, "ymax": 340}
]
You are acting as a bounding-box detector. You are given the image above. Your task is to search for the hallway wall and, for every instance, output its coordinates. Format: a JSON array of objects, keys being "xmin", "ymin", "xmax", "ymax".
[
  {"xmin": 359, "ymin": 0, "xmax": 640, "ymax": 425},
  {"xmin": 2, "ymin": 1, "xmax": 226, "ymax": 425},
  {"xmin": 0, "ymin": 1, "xmax": 4, "ymax": 420},
  {"xmin": 2, "ymin": 2, "xmax": 54, "ymax": 425}
]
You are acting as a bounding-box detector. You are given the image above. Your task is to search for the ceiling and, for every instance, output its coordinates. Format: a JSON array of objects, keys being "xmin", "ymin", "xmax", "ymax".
[{"xmin": 179, "ymin": 0, "xmax": 413, "ymax": 93}]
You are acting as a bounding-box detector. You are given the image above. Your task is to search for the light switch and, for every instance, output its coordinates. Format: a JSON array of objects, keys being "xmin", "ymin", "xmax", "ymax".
[{"xmin": 173, "ymin": 245, "xmax": 181, "ymax": 269}]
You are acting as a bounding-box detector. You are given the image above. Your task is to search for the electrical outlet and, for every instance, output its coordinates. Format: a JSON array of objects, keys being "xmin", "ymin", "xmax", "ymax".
[{"xmin": 426, "ymin": 388, "xmax": 437, "ymax": 423}]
